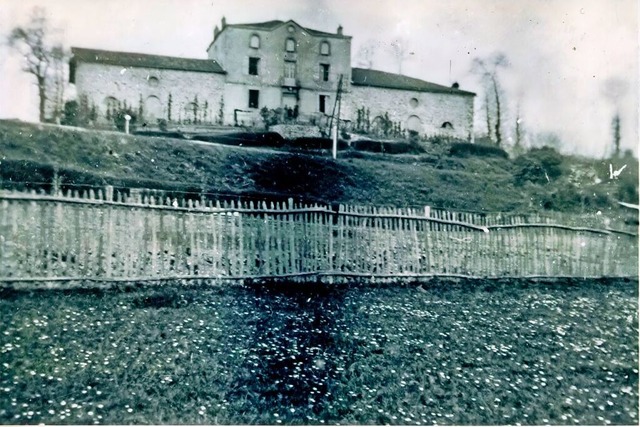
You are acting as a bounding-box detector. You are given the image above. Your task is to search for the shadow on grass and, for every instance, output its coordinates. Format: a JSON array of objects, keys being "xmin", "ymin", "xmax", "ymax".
[
  {"xmin": 226, "ymin": 282, "xmax": 350, "ymax": 423},
  {"xmin": 249, "ymin": 153, "xmax": 359, "ymax": 202}
]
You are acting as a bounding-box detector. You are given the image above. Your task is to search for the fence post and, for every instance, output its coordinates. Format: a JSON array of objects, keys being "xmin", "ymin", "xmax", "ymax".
[
  {"xmin": 105, "ymin": 185, "xmax": 114, "ymax": 203},
  {"xmin": 288, "ymin": 198, "xmax": 296, "ymax": 274}
]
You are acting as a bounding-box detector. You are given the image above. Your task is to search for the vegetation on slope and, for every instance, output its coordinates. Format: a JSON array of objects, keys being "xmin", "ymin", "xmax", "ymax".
[{"xmin": 0, "ymin": 120, "xmax": 637, "ymax": 215}]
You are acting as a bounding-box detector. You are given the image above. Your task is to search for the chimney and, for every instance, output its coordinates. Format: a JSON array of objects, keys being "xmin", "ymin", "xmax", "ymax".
[
  {"xmin": 337, "ymin": 25, "xmax": 343, "ymax": 35},
  {"xmin": 221, "ymin": 16, "xmax": 227, "ymax": 28},
  {"xmin": 214, "ymin": 25, "xmax": 219, "ymax": 38}
]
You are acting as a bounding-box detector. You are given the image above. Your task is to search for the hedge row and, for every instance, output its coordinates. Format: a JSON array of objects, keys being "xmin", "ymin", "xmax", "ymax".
[
  {"xmin": 140, "ymin": 130, "xmax": 427, "ymax": 155},
  {"xmin": 449, "ymin": 142, "xmax": 508, "ymax": 158},
  {"xmin": 351, "ymin": 139, "xmax": 426, "ymax": 155},
  {"xmin": 190, "ymin": 132, "xmax": 286, "ymax": 148},
  {"xmin": 0, "ymin": 158, "xmax": 327, "ymax": 206}
]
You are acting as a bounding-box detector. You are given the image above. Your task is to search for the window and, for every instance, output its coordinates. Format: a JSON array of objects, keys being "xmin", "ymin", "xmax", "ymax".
[
  {"xmin": 441, "ymin": 122, "xmax": 454, "ymax": 129},
  {"xmin": 248, "ymin": 90, "xmax": 259, "ymax": 109},
  {"xmin": 319, "ymin": 95, "xmax": 329, "ymax": 113},
  {"xmin": 287, "ymin": 25, "xmax": 295, "ymax": 33},
  {"xmin": 104, "ymin": 96, "xmax": 119, "ymax": 120},
  {"xmin": 406, "ymin": 115, "xmax": 422, "ymax": 132},
  {"xmin": 409, "ymin": 97, "xmax": 419, "ymax": 108},
  {"xmin": 284, "ymin": 61, "xmax": 296, "ymax": 79},
  {"xmin": 320, "ymin": 41, "xmax": 330, "ymax": 55},
  {"xmin": 248, "ymin": 57, "xmax": 260, "ymax": 75},
  {"xmin": 147, "ymin": 76, "xmax": 159, "ymax": 87},
  {"xmin": 250, "ymin": 34, "xmax": 260, "ymax": 48},
  {"xmin": 285, "ymin": 38, "xmax": 296, "ymax": 52},
  {"xmin": 145, "ymin": 95, "xmax": 162, "ymax": 120},
  {"xmin": 320, "ymin": 63, "xmax": 330, "ymax": 81}
]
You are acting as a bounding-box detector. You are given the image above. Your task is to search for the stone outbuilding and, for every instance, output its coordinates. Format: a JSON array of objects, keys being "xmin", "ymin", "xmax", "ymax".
[{"xmin": 69, "ymin": 18, "xmax": 475, "ymax": 141}]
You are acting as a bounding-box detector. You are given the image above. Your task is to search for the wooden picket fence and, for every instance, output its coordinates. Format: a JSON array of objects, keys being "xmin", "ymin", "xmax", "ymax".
[{"xmin": 0, "ymin": 188, "xmax": 637, "ymax": 285}]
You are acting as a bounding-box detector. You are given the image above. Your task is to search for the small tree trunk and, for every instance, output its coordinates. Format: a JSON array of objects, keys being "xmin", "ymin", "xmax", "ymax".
[
  {"xmin": 484, "ymin": 95, "xmax": 492, "ymax": 143},
  {"xmin": 491, "ymin": 75, "xmax": 502, "ymax": 147},
  {"xmin": 37, "ymin": 77, "xmax": 47, "ymax": 122}
]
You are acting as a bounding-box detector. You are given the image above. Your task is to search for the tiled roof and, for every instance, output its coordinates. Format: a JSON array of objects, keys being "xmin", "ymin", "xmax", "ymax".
[
  {"xmin": 351, "ymin": 68, "xmax": 475, "ymax": 96},
  {"xmin": 225, "ymin": 20, "xmax": 284, "ymax": 30},
  {"xmin": 69, "ymin": 47, "xmax": 226, "ymax": 78}
]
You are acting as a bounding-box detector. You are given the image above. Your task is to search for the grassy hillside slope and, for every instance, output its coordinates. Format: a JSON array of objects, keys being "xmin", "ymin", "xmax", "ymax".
[{"xmin": 0, "ymin": 120, "xmax": 637, "ymax": 215}]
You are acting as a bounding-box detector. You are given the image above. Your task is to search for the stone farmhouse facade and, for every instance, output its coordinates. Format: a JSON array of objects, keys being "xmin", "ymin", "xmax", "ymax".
[{"xmin": 70, "ymin": 18, "xmax": 475, "ymax": 141}]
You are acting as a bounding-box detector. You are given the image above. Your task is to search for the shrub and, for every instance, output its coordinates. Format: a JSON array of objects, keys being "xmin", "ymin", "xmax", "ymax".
[
  {"xmin": 351, "ymin": 139, "xmax": 384, "ymax": 153},
  {"xmin": 113, "ymin": 109, "xmax": 138, "ymax": 132},
  {"xmin": 260, "ymin": 107, "xmax": 284, "ymax": 128},
  {"xmin": 61, "ymin": 100, "xmax": 80, "ymax": 126},
  {"xmin": 352, "ymin": 139, "xmax": 425, "ymax": 155},
  {"xmin": 514, "ymin": 147, "xmax": 565, "ymax": 186},
  {"xmin": 287, "ymin": 137, "xmax": 349, "ymax": 151},
  {"xmin": 157, "ymin": 119, "xmax": 168, "ymax": 132},
  {"xmin": 0, "ymin": 159, "xmax": 55, "ymax": 192},
  {"xmin": 449, "ymin": 142, "xmax": 508, "ymax": 159},
  {"xmin": 133, "ymin": 130, "xmax": 186, "ymax": 139},
  {"xmin": 191, "ymin": 132, "xmax": 285, "ymax": 148},
  {"xmin": 383, "ymin": 140, "xmax": 425, "ymax": 155}
]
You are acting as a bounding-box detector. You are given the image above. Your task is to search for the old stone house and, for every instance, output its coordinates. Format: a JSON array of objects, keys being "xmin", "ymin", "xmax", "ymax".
[{"xmin": 69, "ymin": 18, "xmax": 475, "ymax": 140}]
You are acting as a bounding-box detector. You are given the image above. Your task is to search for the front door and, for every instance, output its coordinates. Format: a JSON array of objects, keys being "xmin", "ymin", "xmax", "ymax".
[{"xmin": 282, "ymin": 93, "xmax": 298, "ymax": 120}]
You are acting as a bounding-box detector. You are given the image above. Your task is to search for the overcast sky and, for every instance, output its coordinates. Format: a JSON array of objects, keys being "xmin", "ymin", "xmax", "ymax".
[{"xmin": 0, "ymin": 0, "xmax": 637, "ymax": 157}]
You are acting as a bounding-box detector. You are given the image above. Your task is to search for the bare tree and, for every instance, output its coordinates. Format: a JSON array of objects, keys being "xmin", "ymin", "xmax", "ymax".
[
  {"xmin": 611, "ymin": 113, "xmax": 621, "ymax": 158},
  {"xmin": 387, "ymin": 38, "xmax": 412, "ymax": 75},
  {"xmin": 602, "ymin": 77, "xmax": 628, "ymax": 158},
  {"xmin": 49, "ymin": 45, "xmax": 68, "ymax": 123},
  {"xmin": 483, "ymin": 94, "xmax": 492, "ymax": 142},
  {"xmin": 7, "ymin": 7, "xmax": 66, "ymax": 123},
  {"xmin": 472, "ymin": 53, "xmax": 509, "ymax": 147}
]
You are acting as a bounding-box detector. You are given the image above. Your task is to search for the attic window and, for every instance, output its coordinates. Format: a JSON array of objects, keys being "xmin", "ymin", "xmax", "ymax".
[
  {"xmin": 148, "ymin": 76, "xmax": 159, "ymax": 87},
  {"xmin": 250, "ymin": 34, "xmax": 260, "ymax": 49},
  {"xmin": 320, "ymin": 41, "xmax": 330, "ymax": 55},
  {"xmin": 409, "ymin": 97, "xmax": 419, "ymax": 108},
  {"xmin": 285, "ymin": 38, "xmax": 296, "ymax": 52},
  {"xmin": 441, "ymin": 121, "xmax": 454, "ymax": 129},
  {"xmin": 287, "ymin": 25, "xmax": 295, "ymax": 33}
]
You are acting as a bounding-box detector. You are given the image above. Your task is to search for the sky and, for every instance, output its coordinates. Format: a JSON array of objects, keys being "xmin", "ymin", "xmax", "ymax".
[{"xmin": 0, "ymin": 0, "xmax": 637, "ymax": 158}]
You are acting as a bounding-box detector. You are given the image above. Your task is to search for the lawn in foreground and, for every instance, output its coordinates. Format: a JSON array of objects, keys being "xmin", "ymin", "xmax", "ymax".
[{"xmin": 0, "ymin": 278, "xmax": 637, "ymax": 425}]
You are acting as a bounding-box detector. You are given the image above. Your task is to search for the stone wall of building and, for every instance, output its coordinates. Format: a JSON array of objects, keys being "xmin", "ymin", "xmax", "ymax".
[
  {"xmin": 73, "ymin": 62, "xmax": 226, "ymax": 128},
  {"xmin": 342, "ymin": 86, "xmax": 474, "ymax": 141},
  {"xmin": 207, "ymin": 21, "xmax": 351, "ymax": 119},
  {"xmin": 72, "ymin": 52, "xmax": 473, "ymax": 138}
]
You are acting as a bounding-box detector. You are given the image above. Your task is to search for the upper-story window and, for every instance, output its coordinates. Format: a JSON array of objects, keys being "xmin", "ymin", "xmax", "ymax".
[
  {"xmin": 285, "ymin": 38, "xmax": 296, "ymax": 52},
  {"xmin": 284, "ymin": 61, "xmax": 296, "ymax": 79},
  {"xmin": 248, "ymin": 57, "xmax": 260, "ymax": 75},
  {"xmin": 147, "ymin": 76, "xmax": 159, "ymax": 87},
  {"xmin": 250, "ymin": 34, "xmax": 260, "ymax": 49},
  {"xmin": 320, "ymin": 63, "xmax": 330, "ymax": 81},
  {"xmin": 320, "ymin": 41, "xmax": 330, "ymax": 55}
]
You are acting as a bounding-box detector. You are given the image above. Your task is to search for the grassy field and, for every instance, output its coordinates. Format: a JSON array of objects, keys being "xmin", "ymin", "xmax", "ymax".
[
  {"xmin": 2, "ymin": 119, "xmax": 636, "ymax": 214},
  {"xmin": 0, "ymin": 278, "xmax": 637, "ymax": 425}
]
